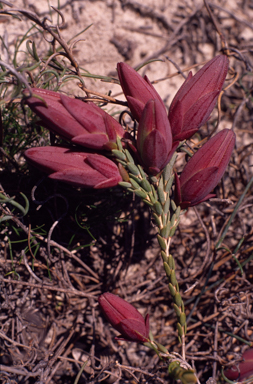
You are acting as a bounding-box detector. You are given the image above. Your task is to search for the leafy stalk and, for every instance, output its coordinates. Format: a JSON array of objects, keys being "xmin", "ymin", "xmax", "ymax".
[{"xmin": 115, "ymin": 140, "xmax": 187, "ymax": 361}]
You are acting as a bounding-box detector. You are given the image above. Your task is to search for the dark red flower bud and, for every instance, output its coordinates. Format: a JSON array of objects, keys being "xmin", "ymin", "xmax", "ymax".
[
  {"xmin": 175, "ymin": 129, "xmax": 235, "ymax": 208},
  {"xmin": 24, "ymin": 88, "xmax": 125, "ymax": 150},
  {"xmin": 169, "ymin": 55, "xmax": 229, "ymax": 141},
  {"xmin": 99, "ymin": 292, "xmax": 150, "ymax": 343},
  {"xmin": 117, "ymin": 62, "xmax": 166, "ymax": 121},
  {"xmin": 25, "ymin": 147, "xmax": 122, "ymax": 189},
  {"xmin": 225, "ymin": 349, "xmax": 253, "ymax": 382},
  {"xmin": 137, "ymin": 99, "xmax": 178, "ymax": 175}
]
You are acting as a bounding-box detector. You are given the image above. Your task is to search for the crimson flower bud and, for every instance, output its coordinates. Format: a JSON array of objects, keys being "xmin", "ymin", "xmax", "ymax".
[
  {"xmin": 169, "ymin": 55, "xmax": 229, "ymax": 141},
  {"xmin": 24, "ymin": 88, "xmax": 125, "ymax": 150},
  {"xmin": 225, "ymin": 349, "xmax": 253, "ymax": 382},
  {"xmin": 175, "ymin": 129, "xmax": 235, "ymax": 208},
  {"xmin": 137, "ymin": 99, "xmax": 178, "ymax": 175},
  {"xmin": 117, "ymin": 62, "xmax": 166, "ymax": 121},
  {"xmin": 99, "ymin": 292, "xmax": 150, "ymax": 343},
  {"xmin": 25, "ymin": 147, "xmax": 122, "ymax": 189}
]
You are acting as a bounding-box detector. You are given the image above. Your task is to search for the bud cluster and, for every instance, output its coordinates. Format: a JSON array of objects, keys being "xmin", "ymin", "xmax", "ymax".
[
  {"xmin": 23, "ymin": 55, "xmax": 235, "ymax": 383},
  {"xmin": 24, "ymin": 55, "xmax": 235, "ymax": 210}
]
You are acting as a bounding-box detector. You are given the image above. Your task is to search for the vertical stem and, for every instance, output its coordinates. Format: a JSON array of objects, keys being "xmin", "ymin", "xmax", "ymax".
[
  {"xmin": 158, "ymin": 233, "xmax": 186, "ymax": 360},
  {"xmin": 155, "ymin": 156, "xmax": 187, "ymax": 360},
  {"xmin": 115, "ymin": 144, "xmax": 187, "ymax": 360}
]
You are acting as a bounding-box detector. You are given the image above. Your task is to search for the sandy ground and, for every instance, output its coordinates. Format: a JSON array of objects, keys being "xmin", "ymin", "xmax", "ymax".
[{"xmin": 3, "ymin": 0, "xmax": 252, "ymax": 104}]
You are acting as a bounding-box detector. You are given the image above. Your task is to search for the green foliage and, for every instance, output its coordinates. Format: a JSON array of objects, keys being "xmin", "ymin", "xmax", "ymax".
[{"xmin": 168, "ymin": 361, "xmax": 197, "ymax": 384}]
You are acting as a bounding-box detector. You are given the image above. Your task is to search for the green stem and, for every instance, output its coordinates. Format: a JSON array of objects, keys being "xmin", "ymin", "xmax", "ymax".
[
  {"xmin": 114, "ymin": 142, "xmax": 186, "ymax": 359},
  {"xmin": 154, "ymin": 158, "xmax": 187, "ymax": 359}
]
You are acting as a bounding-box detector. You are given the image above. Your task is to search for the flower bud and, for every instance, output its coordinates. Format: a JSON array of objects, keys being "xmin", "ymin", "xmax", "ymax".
[
  {"xmin": 175, "ymin": 129, "xmax": 235, "ymax": 208},
  {"xmin": 99, "ymin": 292, "xmax": 150, "ymax": 342},
  {"xmin": 225, "ymin": 349, "xmax": 253, "ymax": 382},
  {"xmin": 24, "ymin": 88, "xmax": 125, "ymax": 150},
  {"xmin": 137, "ymin": 99, "xmax": 178, "ymax": 175},
  {"xmin": 169, "ymin": 55, "xmax": 229, "ymax": 141},
  {"xmin": 117, "ymin": 62, "xmax": 166, "ymax": 121},
  {"xmin": 25, "ymin": 147, "xmax": 122, "ymax": 189}
]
